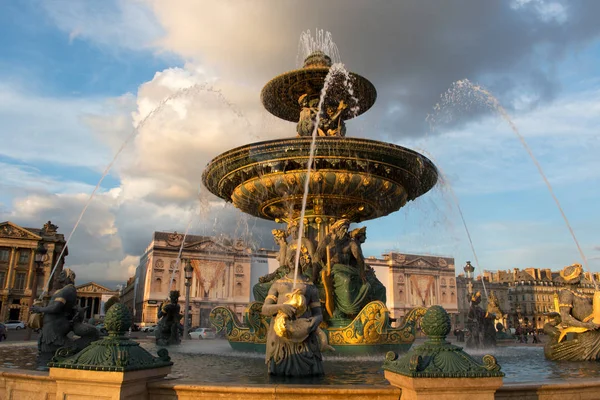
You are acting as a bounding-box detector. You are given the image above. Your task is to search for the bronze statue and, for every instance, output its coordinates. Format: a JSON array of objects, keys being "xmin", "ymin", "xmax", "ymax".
[
  {"xmin": 155, "ymin": 290, "xmax": 183, "ymax": 346},
  {"xmin": 544, "ymin": 263, "xmax": 600, "ymax": 360},
  {"xmin": 253, "ymin": 223, "xmax": 317, "ymax": 302},
  {"xmin": 296, "ymin": 94, "xmax": 319, "ymax": 137},
  {"xmin": 314, "ymin": 220, "xmax": 384, "ymax": 321},
  {"xmin": 31, "ymin": 268, "xmax": 99, "ymax": 369},
  {"xmin": 466, "ymin": 291, "xmax": 484, "ymax": 348},
  {"xmin": 486, "ymin": 291, "xmax": 511, "ymax": 340},
  {"xmin": 261, "ymin": 245, "xmax": 324, "ymax": 376},
  {"xmin": 350, "ymin": 226, "xmax": 386, "ymax": 303},
  {"xmin": 318, "ymin": 99, "xmax": 347, "ymax": 137}
]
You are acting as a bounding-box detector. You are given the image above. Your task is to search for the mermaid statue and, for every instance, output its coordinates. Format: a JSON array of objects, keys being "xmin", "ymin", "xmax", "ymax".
[{"xmin": 544, "ymin": 263, "xmax": 600, "ymax": 361}]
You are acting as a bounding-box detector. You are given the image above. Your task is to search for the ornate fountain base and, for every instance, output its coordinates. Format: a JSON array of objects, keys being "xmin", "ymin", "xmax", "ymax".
[{"xmin": 210, "ymin": 301, "xmax": 426, "ymax": 355}]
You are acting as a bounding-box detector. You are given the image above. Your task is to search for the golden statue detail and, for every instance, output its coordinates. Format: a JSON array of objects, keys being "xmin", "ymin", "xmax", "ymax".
[{"xmin": 544, "ymin": 263, "xmax": 600, "ymax": 361}]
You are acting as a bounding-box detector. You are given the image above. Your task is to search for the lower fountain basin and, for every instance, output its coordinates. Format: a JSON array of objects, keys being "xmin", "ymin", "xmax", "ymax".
[{"xmin": 4, "ymin": 341, "xmax": 600, "ymax": 399}]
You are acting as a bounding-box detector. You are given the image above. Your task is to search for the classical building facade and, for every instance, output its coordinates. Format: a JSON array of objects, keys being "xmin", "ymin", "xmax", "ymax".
[
  {"xmin": 76, "ymin": 282, "xmax": 120, "ymax": 320},
  {"xmin": 368, "ymin": 252, "xmax": 458, "ymax": 323},
  {"xmin": 129, "ymin": 231, "xmax": 460, "ymax": 328},
  {"xmin": 131, "ymin": 231, "xmax": 278, "ymax": 327},
  {"xmin": 0, "ymin": 221, "xmax": 67, "ymax": 321},
  {"xmin": 456, "ymin": 267, "xmax": 600, "ymax": 331}
]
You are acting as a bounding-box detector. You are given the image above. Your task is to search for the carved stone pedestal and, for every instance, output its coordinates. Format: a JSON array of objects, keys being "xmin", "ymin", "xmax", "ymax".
[
  {"xmin": 50, "ymin": 366, "xmax": 171, "ymax": 400},
  {"xmin": 48, "ymin": 303, "xmax": 172, "ymax": 400},
  {"xmin": 384, "ymin": 372, "xmax": 502, "ymax": 400},
  {"xmin": 383, "ymin": 306, "xmax": 504, "ymax": 400}
]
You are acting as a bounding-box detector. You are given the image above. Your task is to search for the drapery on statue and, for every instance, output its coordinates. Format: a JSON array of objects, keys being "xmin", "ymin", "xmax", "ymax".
[
  {"xmin": 350, "ymin": 226, "xmax": 386, "ymax": 304},
  {"xmin": 314, "ymin": 220, "xmax": 385, "ymax": 321},
  {"xmin": 155, "ymin": 290, "xmax": 183, "ymax": 346},
  {"xmin": 544, "ymin": 263, "xmax": 600, "ymax": 361},
  {"xmin": 31, "ymin": 268, "xmax": 99, "ymax": 369},
  {"xmin": 253, "ymin": 222, "xmax": 316, "ymax": 302},
  {"xmin": 261, "ymin": 245, "xmax": 324, "ymax": 376}
]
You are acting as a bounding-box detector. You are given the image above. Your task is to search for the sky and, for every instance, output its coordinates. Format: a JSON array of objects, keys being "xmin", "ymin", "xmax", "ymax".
[{"xmin": 1, "ymin": 0, "xmax": 599, "ymax": 289}]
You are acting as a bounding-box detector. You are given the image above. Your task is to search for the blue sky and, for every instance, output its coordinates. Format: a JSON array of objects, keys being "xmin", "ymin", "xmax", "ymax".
[{"xmin": 1, "ymin": 0, "xmax": 599, "ymax": 287}]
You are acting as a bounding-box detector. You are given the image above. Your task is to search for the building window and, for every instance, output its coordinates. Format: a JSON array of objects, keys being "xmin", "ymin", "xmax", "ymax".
[
  {"xmin": 0, "ymin": 271, "xmax": 5, "ymax": 286},
  {"xmin": 18, "ymin": 251, "xmax": 29, "ymax": 264},
  {"xmin": 152, "ymin": 278, "xmax": 162, "ymax": 292},
  {"xmin": 0, "ymin": 249, "xmax": 8, "ymax": 262},
  {"xmin": 14, "ymin": 272, "xmax": 26, "ymax": 290}
]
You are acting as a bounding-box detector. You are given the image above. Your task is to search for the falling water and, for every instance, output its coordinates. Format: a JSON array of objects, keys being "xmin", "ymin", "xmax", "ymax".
[
  {"xmin": 292, "ymin": 63, "xmax": 359, "ymax": 288},
  {"xmin": 437, "ymin": 163, "xmax": 488, "ymax": 297},
  {"xmin": 429, "ymin": 79, "xmax": 596, "ymax": 289},
  {"xmin": 41, "ymin": 83, "xmax": 253, "ymax": 298},
  {"xmin": 297, "ymin": 29, "xmax": 342, "ymax": 68}
]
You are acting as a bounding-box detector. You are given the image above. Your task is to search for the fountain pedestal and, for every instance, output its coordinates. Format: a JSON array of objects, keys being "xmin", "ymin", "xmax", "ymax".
[
  {"xmin": 383, "ymin": 306, "xmax": 504, "ymax": 400},
  {"xmin": 47, "ymin": 303, "xmax": 173, "ymax": 399},
  {"xmin": 50, "ymin": 367, "xmax": 171, "ymax": 400}
]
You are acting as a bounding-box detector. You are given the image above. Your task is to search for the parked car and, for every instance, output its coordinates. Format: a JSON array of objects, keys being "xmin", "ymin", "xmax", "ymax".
[
  {"xmin": 0, "ymin": 323, "xmax": 6, "ymax": 341},
  {"xmin": 189, "ymin": 327, "xmax": 216, "ymax": 340},
  {"xmin": 4, "ymin": 320, "xmax": 25, "ymax": 330}
]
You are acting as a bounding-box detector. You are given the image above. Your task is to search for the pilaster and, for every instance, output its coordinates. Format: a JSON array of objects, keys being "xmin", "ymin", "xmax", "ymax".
[
  {"xmin": 26, "ymin": 248, "xmax": 35, "ymax": 290},
  {"xmin": 5, "ymin": 247, "xmax": 16, "ymax": 289}
]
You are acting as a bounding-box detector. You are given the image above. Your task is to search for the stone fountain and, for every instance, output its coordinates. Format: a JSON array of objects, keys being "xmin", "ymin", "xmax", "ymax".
[{"xmin": 202, "ymin": 50, "xmax": 438, "ymax": 354}]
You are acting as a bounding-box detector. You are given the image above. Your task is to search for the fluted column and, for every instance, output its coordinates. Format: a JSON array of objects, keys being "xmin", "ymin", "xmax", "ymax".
[
  {"xmin": 5, "ymin": 247, "xmax": 16, "ymax": 289},
  {"xmin": 26, "ymin": 248, "xmax": 35, "ymax": 289}
]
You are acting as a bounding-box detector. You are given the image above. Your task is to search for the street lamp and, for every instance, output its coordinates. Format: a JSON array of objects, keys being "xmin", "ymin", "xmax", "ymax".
[
  {"xmin": 25, "ymin": 242, "xmax": 47, "ymax": 340},
  {"xmin": 463, "ymin": 261, "xmax": 475, "ymax": 297},
  {"xmin": 183, "ymin": 260, "xmax": 193, "ymax": 340}
]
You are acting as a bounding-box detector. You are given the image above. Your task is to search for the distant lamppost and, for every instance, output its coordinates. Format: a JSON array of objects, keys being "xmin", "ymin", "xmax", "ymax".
[
  {"xmin": 183, "ymin": 260, "xmax": 193, "ymax": 340},
  {"xmin": 25, "ymin": 242, "xmax": 47, "ymax": 341},
  {"xmin": 464, "ymin": 261, "xmax": 475, "ymax": 297}
]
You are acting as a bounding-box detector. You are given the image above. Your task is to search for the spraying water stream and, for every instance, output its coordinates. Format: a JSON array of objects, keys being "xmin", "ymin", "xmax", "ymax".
[
  {"xmin": 291, "ymin": 63, "xmax": 360, "ymax": 289},
  {"xmin": 41, "ymin": 83, "xmax": 254, "ymax": 298},
  {"xmin": 428, "ymin": 79, "xmax": 596, "ymax": 289}
]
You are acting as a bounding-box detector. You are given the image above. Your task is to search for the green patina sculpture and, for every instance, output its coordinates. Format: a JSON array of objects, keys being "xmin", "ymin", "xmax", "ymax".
[
  {"xmin": 544, "ymin": 263, "xmax": 600, "ymax": 361},
  {"xmin": 314, "ymin": 220, "xmax": 386, "ymax": 324},
  {"xmin": 49, "ymin": 303, "xmax": 172, "ymax": 372},
  {"xmin": 260, "ymin": 245, "xmax": 325, "ymax": 376},
  {"xmin": 155, "ymin": 290, "xmax": 183, "ymax": 346},
  {"xmin": 32, "ymin": 268, "xmax": 99, "ymax": 369},
  {"xmin": 253, "ymin": 221, "xmax": 386, "ymax": 325},
  {"xmin": 203, "ymin": 43, "xmax": 439, "ymax": 365},
  {"xmin": 383, "ymin": 305, "xmax": 504, "ymax": 378}
]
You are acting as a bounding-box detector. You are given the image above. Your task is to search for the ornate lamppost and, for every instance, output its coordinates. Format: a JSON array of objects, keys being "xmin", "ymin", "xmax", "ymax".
[
  {"xmin": 25, "ymin": 242, "xmax": 47, "ymax": 341},
  {"xmin": 182, "ymin": 260, "xmax": 193, "ymax": 340},
  {"xmin": 464, "ymin": 261, "xmax": 475, "ymax": 297}
]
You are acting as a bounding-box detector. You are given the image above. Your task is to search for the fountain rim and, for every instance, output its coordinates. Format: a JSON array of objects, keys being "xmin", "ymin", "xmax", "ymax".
[
  {"xmin": 260, "ymin": 66, "xmax": 377, "ymax": 122},
  {"xmin": 201, "ymin": 136, "xmax": 439, "ymax": 220},
  {"xmin": 203, "ymin": 136, "xmax": 438, "ymax": 171}
]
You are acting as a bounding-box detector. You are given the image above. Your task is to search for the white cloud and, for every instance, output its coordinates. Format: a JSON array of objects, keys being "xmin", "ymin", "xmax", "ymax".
[
  {"xmin": 0, "ymin": 83, "xmax": 128, "ymax": 169},
  {"xmin": 41, "ymin": 0, "xmax": 164, "ymax": 53}
]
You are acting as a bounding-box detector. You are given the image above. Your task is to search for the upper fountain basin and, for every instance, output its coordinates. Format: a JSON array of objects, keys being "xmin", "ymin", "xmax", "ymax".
[
  {"xmin": 261, "ymin": 51, "xmax": 376, "ymax": 122},
  {"xmin": 202, "ymin": 137, "xmax": 438, "ymax": 222}
]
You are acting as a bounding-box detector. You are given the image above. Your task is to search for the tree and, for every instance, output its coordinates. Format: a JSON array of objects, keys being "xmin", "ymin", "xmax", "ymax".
[{"xmin": 103, "ymin": 295, "xmax": 120, "ymax": 313}]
